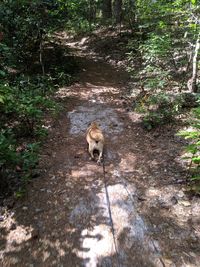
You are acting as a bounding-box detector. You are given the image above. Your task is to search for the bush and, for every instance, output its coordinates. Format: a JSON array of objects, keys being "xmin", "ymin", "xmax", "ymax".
[
  {"xmin": 0, "ymin": 129, "xmax": 40, "ymax": 196},
  {"xmin": 0, "ymin": 69, "xmax": 64, "ymax": 197},
  {"xmin": 178, "ymin": 105, "xmax": 200, "ymax": 192},
  {"xmin": 138, "ymin": 93, "xmax": 183, "ymax": 130},
  {"xmin": 0, "ymin": 1, "xmax": 79, "ymax": 198}
]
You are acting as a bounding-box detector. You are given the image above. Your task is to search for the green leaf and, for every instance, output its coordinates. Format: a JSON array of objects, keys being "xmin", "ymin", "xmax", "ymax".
[
  {"xmin": 191, "ymin": 0, "xmax": 196, "ymax": 5},
  {"xmin": 0, "ymin": 96, "xmax": 4, "ymax": 103},
  {"xmin": 192, "ymin": 156, "xmax": 200, "ymax": 164},
  {"xmin": 0, "ymin": 70, "xmax": 6, "ymax": 77},
  {"xmin": 191, "ymin": 175, "xmax": 200, "ymax": 181}
]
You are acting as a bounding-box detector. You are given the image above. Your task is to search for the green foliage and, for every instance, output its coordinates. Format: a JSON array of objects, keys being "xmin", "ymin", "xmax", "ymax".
[
  {"xmin": 0, "ymin": 0, "xmax": 66, "ymax": 67},
  {"xmin": 141, "ymin": 93, "xmax": 183, "ymax": 130},
  {"xmin": 0, "ymin": 78, "xmax": 59, "ymax": 134},
  {"xmin": 126, "ymin": 0, "xmax": 200, "ymax": 134},
  {"xmin": 0, "ymin": 64, "xmax": 66, "ymax": 195},
  {"xmin": 178, "ymin": 105, "xmax": 200, "ymax": 190},
  {"xmin": 59, "ymin": 0, "xmax": 100, "ymax": 33},
  {"xmin": 140, "ymin": 33, "xmax": 172, "ymax": 62},
  {"xmin": 0, "ymin": 0, "xmax": 76, "ymax": 197},
  {"xmin": 0, "ymin": 129, "xmax": 40, "ymax": 193},
  {"xmin": 0, "ymin": 77, "xmax": 56, "ymax": 194},
  {"xmin": 21, "ymin": 142, "xmax": 40, "ymax": 177},
  {"xmin": 0, "ymin": 130, "xmax": 18, "ymax": 169}
]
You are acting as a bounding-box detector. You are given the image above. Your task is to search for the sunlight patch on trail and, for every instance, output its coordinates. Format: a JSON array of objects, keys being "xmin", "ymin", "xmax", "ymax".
[
  {"xmin": 57, "ymin": 84, "xmax": 119, "ymax": 101},
  {"xmin": 72, "ymin": 183, "xmax": 162, "ymax": 267},
  {"xmin": 0, "ymin": 222, "xmax": 33, "ymax": 264}
]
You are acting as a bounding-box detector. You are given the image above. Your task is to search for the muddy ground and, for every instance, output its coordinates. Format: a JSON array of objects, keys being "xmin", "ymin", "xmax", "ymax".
[{"xmin": 0, "ymin": 32, "xmax": 200, "ymax": 267}]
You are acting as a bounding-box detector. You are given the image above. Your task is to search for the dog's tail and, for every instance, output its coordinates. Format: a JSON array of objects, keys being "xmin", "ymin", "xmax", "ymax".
[{"xmin": 88, "ymin": 130, "xmax": 104, "ymax": 143}]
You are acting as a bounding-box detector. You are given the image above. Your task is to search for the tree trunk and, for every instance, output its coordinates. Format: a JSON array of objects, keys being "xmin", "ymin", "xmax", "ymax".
[
  {"xmin": 127, "ymin": 0, "xmax": 136, "ymax": 31},
  {"xmin": 88, "ymin": 0, "xmax": 96, "ymax": 30},
  {"xmin": 102, "ymin": 0, "xmax": 112, "ymax": 19},
  {"xmin": 113, "ymin": 0, "xmax": 122, "ymax": 24},
  {"xmin": 187, "ymin": 33, "xmax": 200, "ymax": 93}
]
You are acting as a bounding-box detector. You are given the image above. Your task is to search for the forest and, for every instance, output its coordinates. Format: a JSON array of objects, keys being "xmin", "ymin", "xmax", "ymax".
[{"xmin": 0, "ymin": 0, "xmax": 200, "ymax": 266}]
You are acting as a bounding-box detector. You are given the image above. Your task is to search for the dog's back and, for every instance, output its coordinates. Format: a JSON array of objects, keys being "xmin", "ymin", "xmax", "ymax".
[
  {"xmin": 86, "ymin": 122, "xmax": 104, "ymax": 163},
  {"xmin": 86, "ymin": 122, "xmax": 104, "ymax": 144}
]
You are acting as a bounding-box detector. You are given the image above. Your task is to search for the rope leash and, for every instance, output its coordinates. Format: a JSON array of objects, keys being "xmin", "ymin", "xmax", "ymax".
[
  {"xmin": 102, "ymin": 156, "xmax": 165, "ymax": 267},
  {"xmin": 102, "ymin": 154, "xmax": 121, "ymax": 267}
]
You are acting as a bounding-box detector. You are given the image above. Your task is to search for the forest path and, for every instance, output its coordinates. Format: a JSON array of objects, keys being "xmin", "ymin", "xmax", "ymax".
[{"xmin": 1, "ymin": 33, "xmax": 200, "ymax": 267}]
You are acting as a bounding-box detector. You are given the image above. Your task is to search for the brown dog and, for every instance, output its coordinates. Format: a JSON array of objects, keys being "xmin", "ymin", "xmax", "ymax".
[{"xmin": 86, "ymin": 122, "xmax": 104, "ymax": 163}]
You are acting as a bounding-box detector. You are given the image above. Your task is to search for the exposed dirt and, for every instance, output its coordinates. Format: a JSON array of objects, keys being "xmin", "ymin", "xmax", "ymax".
[{"xmin": 0, "ymin": 32, "xmax": 200, "ymax": 267}]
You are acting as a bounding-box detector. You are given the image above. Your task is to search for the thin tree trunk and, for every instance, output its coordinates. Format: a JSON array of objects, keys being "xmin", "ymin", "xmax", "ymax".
[
  {"xmin": 187, "ymin": 33, "xmax": 200, "ymax": 92},
  {"xmin": 127, "ymin": 0, "xmax": 136, "ymax": 32},
  {"xmin": 186, "ymin": 51, "xmax": 193, "ymax": 73},
  {"xmin": 102, "ymin": 0, "xmax": 112, "ymax": 19},
  {"xmin": 39, "ymin": 35, "xmax": 45, "ymax": 76},
  {"xmin": 89, "ymin": 0, "xmax": 92, "ymax": 31},
  {"xmin": 113, "ymin": 0, "xmax": 122, "ymax": 24},
  {"xmin": 88, "ymin": 0, "xmax": 96, "ymax": 31}
]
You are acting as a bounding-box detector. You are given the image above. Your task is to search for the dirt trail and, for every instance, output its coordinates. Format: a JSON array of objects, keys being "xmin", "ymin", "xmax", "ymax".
[{"xmin": 0, "ymin": 34, "xmax": 200, "ymax": 267}]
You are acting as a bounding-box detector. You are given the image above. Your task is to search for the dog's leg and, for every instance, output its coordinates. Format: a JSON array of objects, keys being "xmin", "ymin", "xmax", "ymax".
[
  {"xmin": 88, "ymin": 144, "xmax": 94, "ymax": 160},
  {"xmin": 97, "ymin": 150, "xmax": 103, "ymax": 164}
]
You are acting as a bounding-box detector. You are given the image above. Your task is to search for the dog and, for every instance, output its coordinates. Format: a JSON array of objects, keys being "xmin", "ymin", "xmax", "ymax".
[{"xmin": 86, "ymin": 122, "xmax": 104, "ymax": 163}]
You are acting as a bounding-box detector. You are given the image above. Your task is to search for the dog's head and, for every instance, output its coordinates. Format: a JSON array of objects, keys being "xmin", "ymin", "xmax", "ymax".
[
  {"xmin": 88, "ymin": 121, "xmax": 100, "ymax": 128},
  {"xmin": 91, "ymin": 121, "xmax": 98, "ymax": 127}
]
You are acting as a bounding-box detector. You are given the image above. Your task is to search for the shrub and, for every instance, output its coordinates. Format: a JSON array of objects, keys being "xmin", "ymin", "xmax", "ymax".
[
  {"xmin": 139, "ymin": 93, "xmax": 183, "ymax": 130},
  {"xmin": 0, "ymin": 129, "xmax": 40, "ymax": 196},
  {"xmin": 178, "ymin": 105, "xmax": 200, "ymax": 192}
]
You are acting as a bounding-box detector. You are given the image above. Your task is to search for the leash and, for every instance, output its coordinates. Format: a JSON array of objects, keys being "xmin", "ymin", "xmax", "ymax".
[
  {"xmin": 102, "ymin": 154, "xmax": 121, "ymax": 267},
  {"xmin": 102, "ymin": 157, "xmax": 165, "ymax": 267}
]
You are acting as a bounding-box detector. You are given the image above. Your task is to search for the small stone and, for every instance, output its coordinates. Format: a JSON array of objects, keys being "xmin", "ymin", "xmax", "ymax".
[
  {"xmin": 22, "ymin": 206, "xmax": 28, "ymax": 211},
  {"xmin": 32, "ymin": 172, "xmax": 40, "ymax": 179},
  {"xmin": 189, "ymin": 252, "xmax": 196, "ymax": 258},
  {"xmin": 153, "ymin": 132, "xmax": 160, "ymax": 138},
  {"xmin": 177, "ymin": 190, "xmax": 184, "ymax": 198},
  {"xmin": 51, "ymin": 232, "xmax": 56, "ymax": 238},
  {"xmin": 10, "ymin": 211, "xmax": 15, "ymax": 217},
  {"xmin": 169, "ymin": 233, "xmax": 175, "ymax": 239},
  {"xmin": 16, "ymin": 165, "xmax": 22, "ymax": 172},
  {"xmin": 10, "ymin": 223, "xmax": 16, "ymax": 230},
  {"xmin": 4, "ymin": 198, "xmax": 15, "ymax": 209},
  {"xmin": 35, "ymin": 208, "xmax": 43, "ymax": 213},
  {"xmin": 160, "ymin": 201, "xmax": 170, "ymax": 209},
  {"xmin": 11, "ymin": 240, "xmax": 18, "ymax": 246},
  {"xmin": 31, "ymin": 229, "xmax": 39, "ymax": 239},
  {"xmin": 137, "ymin": 196, "xmax": 146, "ymax": 201},
  {"xmin": 163, "ymin": 258, "xmax": 176, "ymax": 267},
  {"xmin": 179, "ymin": 200, "xmax": 191, "ymax": 207},
  {"xmin": 171, "ymin": 196, "xmax": 178, "ymax": 205}
]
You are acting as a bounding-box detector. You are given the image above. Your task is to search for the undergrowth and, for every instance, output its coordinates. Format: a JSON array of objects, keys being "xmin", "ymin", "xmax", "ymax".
[
  {"xmin": 0, "ymin": 41, "xmax": 77, "ymax": 199},
  {"xmin": 178, "ymin": 105, "xmax": 200, "ymax": 193}
]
